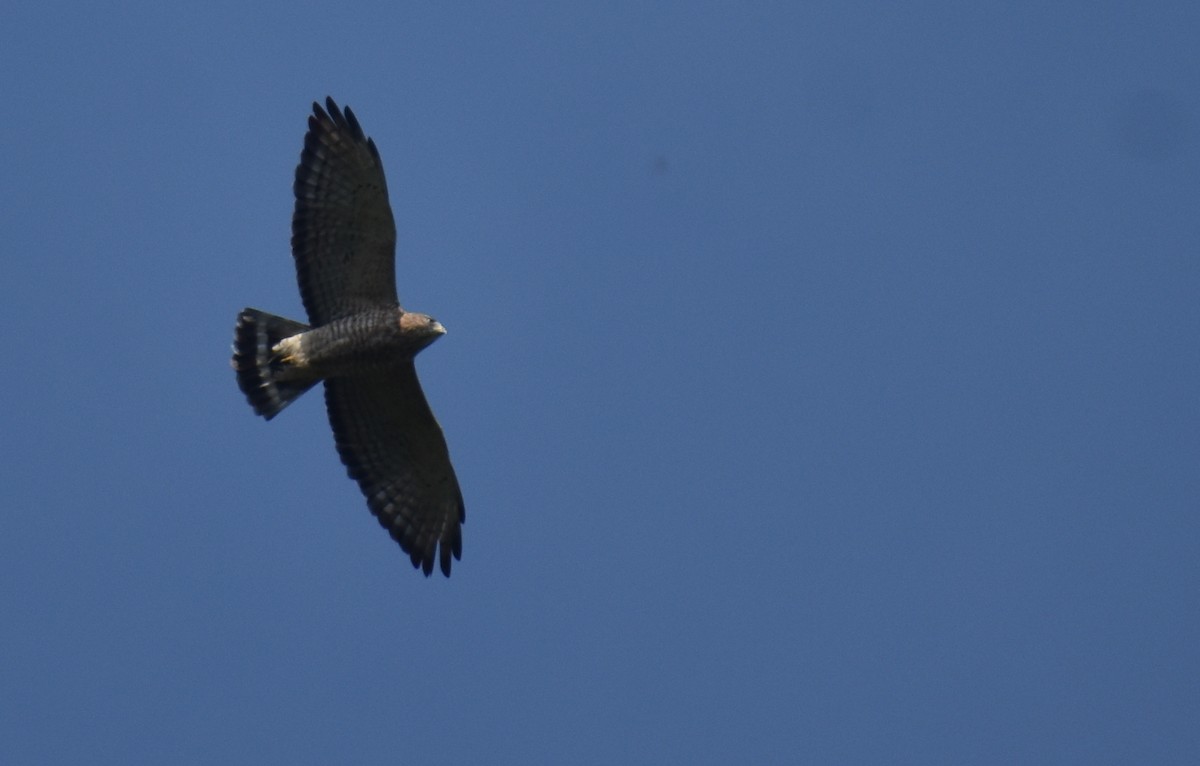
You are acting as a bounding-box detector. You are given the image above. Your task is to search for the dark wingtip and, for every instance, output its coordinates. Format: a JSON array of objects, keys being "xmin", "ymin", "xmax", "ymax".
[
  {"xmin": 325, "ymin": 97, "xmax": 343, "ymax": 126},
  {"xmin": 410, "ymin": 547, "xmax": 434, "ymax": 577},
  {"xmin": 342, "ymin": 105, "xmax": 364, "ymax": 140},
  {"xmin": 309, "ymin": 100, "xmax": 328, "ymax": 134},
  {"xmin": 308, "ymin": 97, "xmax": 370, "ymax": 147}
]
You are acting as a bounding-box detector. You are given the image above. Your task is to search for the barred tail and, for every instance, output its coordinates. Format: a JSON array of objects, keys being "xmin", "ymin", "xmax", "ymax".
[{"xmin": 232, "ymin": 308, "xmax": 317, "ymax": 420}]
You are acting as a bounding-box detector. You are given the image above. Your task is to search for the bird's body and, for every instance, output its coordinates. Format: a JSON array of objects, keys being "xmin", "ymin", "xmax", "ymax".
[
  {"xmin": 232, "ymin": 98, "xmax": 464, "ymax": 577},
  {"xmin": 272, "ymin": 309, "xmax": 444, "ymax": 380}
]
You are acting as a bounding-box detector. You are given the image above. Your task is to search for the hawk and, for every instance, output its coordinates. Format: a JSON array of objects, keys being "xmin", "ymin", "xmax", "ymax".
[{"xmin": 232, "ymin": 98, "xmax": 464, "ymax": 577}]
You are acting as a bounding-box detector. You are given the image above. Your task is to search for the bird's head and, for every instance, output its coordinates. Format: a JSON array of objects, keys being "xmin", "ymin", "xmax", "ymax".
[{"xmin": 398, "ymin": 311, "xmax": 447, "ymax": 353}]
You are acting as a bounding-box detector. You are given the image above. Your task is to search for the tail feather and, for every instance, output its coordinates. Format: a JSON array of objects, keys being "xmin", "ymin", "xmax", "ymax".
[{"xmin": 232, "ymin": 308, "xmax": 317, "ymax": 420}]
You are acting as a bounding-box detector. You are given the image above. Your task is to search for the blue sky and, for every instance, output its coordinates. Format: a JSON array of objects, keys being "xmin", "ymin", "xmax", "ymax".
[{"xmin": 2, "ymin": 2, "xmax": 1198, "ymax": 764}]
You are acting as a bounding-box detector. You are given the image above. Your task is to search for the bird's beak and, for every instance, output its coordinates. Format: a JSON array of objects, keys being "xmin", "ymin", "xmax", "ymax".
[{"xmin": 431, "ymin": 321, "xmax": 446, "ymax": 335}]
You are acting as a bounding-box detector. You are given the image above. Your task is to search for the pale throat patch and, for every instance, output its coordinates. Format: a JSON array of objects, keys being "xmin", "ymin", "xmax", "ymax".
[
  {"xmin": 273, "ymin": 334, "xmax": 308, "ymax": 366},
  {"xmin": 399, "ymin": 312, "xmax": 424, "ymax": 332}
]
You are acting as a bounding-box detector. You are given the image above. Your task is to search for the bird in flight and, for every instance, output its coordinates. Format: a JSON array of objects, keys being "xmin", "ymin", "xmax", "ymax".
[{"xmin": 232, "ymin": 98, "xmax": 464, "ymax": 577}]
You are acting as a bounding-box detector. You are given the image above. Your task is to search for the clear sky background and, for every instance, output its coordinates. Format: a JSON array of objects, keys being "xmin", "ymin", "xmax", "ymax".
[{"xmin": 2, "ymin": 3, "xmax": 1197, "ymax": 764}]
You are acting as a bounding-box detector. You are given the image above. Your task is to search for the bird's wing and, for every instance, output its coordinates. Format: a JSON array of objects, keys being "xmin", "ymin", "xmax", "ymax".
[
  {"xmin": 323, "ymin": 366, "xmax": 464, "ymax": 576},
  {"xmin": 292, "ymin": 97, "xmax": 399, "ymax": 325}
]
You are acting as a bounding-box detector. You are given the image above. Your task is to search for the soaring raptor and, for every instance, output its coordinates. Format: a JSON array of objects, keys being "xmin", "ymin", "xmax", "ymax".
[{"xmin": 232, "ymin": 98, "xmax": 464, "ymax": 577}]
